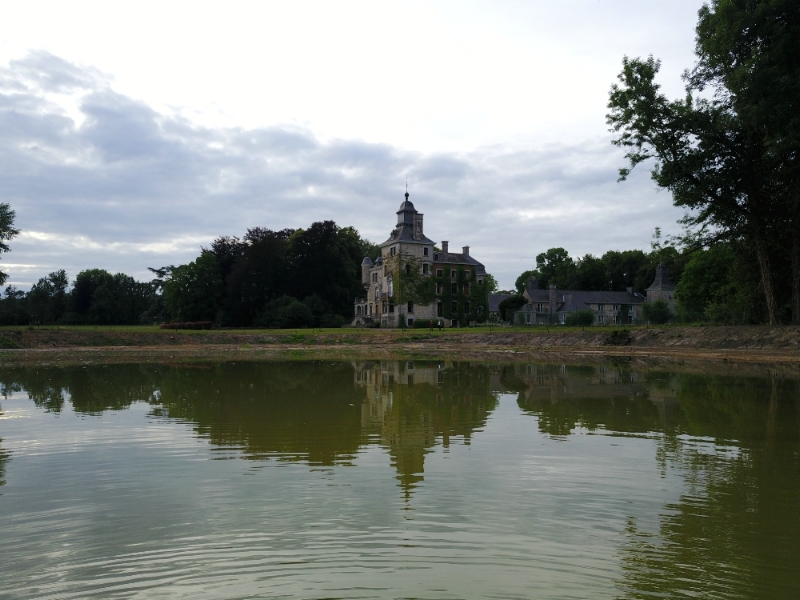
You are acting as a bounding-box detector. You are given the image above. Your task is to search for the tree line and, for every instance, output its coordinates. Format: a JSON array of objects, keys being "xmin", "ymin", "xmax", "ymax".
[
  {"xmin": 606, "ymin": 0, "xmax": 799, "ymax": 325},
  {"xmin": 503, "ymin": 227, "xmax": 785, "ymax": 325},
  {"xmin": 0, "ymin": 219, "xmax": 378, "ymax": 327}
]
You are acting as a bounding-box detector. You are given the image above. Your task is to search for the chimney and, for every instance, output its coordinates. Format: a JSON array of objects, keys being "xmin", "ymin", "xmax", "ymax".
[
  {"xmin": 441, "ymin": 241, "xmax": 449, "ymax": 254},
  {"xmin": 626, "ymin": 286, "xmax": 633, "ymax": 295},
  {"xmin": 462, "ymin": 245, "xmax": 469, "ymax": 256}
]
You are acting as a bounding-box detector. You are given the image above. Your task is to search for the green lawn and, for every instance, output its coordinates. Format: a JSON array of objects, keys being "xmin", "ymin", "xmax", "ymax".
[{"xmin": 0, "ymin": 324, "xmax": 667, "ymax": 335}]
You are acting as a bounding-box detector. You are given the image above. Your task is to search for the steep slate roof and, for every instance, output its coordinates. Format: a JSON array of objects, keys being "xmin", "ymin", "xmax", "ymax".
[
  {"xmin": 435, "ymin": 251, "xmax": 487, "ymax": 274},
  {"xmin": 524, "ymin": 285, "xmax": 644, "ymax": 313},
  {"xmin": 380, "ymin": 194, "xmax": 436, "ymax": 246},
  {"xmin": 646, "ymin": 264, "xmax": 676, "ymax": 291},
  {"xmin": 488, "ymin": 293, "xmax": 514, "ymax": 312}
]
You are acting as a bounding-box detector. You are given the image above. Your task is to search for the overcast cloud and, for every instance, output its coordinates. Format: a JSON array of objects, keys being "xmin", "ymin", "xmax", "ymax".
[{"xmin": 0, "ymin": 48, "xmax": 688, "ymax": 290}]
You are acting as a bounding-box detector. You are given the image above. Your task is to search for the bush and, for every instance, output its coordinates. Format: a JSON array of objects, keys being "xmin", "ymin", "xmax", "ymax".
[
  {"xmin": 254, "ymin": 296, "xmax": 313, "ymax": 328},
  {"xmin": 159, "ymin": 321, "xmax": 213, "ymax": 330},
  {"xmin": 643, "ymin": 300, "xmax": 673, "ymax": 324},
  {"xmin": 565, "ymin": 310, "xmax": 595, "ymax": 327},
  {"xmin": 413, "ymin": 318, "xmax": 444, "ymax": 329}
]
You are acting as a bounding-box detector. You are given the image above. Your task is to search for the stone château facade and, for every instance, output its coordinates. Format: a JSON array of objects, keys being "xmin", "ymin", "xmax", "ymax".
[{"xmin": 353, "ymin": 193, "xmax": 489, "ymax": 328}]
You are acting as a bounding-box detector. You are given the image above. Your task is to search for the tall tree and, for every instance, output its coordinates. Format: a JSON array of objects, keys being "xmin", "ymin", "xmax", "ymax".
[
  {"xmin": 608, "ymin": 55, "xmax": 782, "ymax": 323},
  {"xmin": 0, "ymin": 203, "xmax": 19, "ymax": 286},
  {"xmin": 690, "ymin": 0, "xmax": 800, "ymax": 323}
]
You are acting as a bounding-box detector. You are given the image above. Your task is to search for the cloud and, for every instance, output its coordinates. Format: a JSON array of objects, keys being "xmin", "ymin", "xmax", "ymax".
[{"xmin": 0, "ymin": 51, "xmax": 684, "ymax": 290}]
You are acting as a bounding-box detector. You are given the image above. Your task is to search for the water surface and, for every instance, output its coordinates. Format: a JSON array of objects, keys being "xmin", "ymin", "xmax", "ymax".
[{"xmin": 1, "ymin": 360, "xmax": 798, "ymax": 599}]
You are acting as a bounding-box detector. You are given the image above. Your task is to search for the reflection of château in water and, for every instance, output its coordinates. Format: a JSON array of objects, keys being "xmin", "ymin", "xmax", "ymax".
[
  {"xmin": 500, "ymin": 363, "xmax": 680, "ymax": 436},
  {"xmin": 353, "ymin": 360, "xmax": 497, "ymax": 498}
]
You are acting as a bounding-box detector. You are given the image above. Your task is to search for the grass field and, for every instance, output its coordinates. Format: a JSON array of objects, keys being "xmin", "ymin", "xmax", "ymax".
[{"xmin": 0, "ymin": 323, "xmax": 667, "ymax": 335}]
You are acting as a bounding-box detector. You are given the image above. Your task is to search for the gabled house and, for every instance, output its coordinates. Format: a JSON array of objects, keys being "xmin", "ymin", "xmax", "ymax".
[{"xmin": 514, "ymin": 276, "xmax": 645, "ymax": 325}]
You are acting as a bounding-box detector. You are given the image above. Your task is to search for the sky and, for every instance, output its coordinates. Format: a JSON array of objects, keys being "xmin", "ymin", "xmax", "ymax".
[{"xmin": 0, "ymin": 0, "xmax": 707, "ymax": 291}]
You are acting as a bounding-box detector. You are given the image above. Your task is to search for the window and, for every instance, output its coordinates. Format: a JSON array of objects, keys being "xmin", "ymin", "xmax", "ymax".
[
  {"xmin": 452, "ymin": 301, "xmax": 458, "ymax": 312},
  {"xmin": 613, "ymin": 304, "xmax": 620, "ymax": 311},
  {"xmin": 407, "ymin": 301, "xmax": 414, "ymax": 313},
  {"xmin": 559, "ymin": 313, "xmax": 566, "ymax": 324},
  {"xmin": 478, "ymin": 279, "xmax": 483, "ymax": 286},
  {"xmin": 408, "ymin": 318, "xmax": 414, "ymax": 326},
  {"xmin": 389, "ymin": 302, "xmax": 394, "ymax": 313},
  {"xmin": 463, "ymin": 284, "xmax": 470, "ymax": 295},
  {"xmin": 598, "ymin": 314, "xmax": 605, "ymax": 324},
  {"xmin": 369, "ymin": 304, "xmax": 373, "ymax": 315},
  {"xmin": 434, "ymin": 253, "xmax": 439, "ymax": 261},
  {"xmin": 423, "ymin": 247, "xmax": 429, "ymax": 256},
  {"xmin": 437, "ymin": 302, "xmax": 443, "ymax": 316},
  {"xmin": 382, "ymin": 302, "xmax": 388, "ymax": 314},
  {"xmin": 422, "ymin": 263, "xmax": 429, "ymax": 274},
  {"xmin": 535, "ymin": 303, "xmax": 544, "ymax": 312},
  {"xmin": 374, "ymin": 288, "xmax": 379, "ymax": 300},
  {"xmin": 390, "ymin": 247, "xmax": 396, "ymax": 256},
  {"xmin": 357, "ymin": 305, "xmax": 362, "ymax": 315},
  {"xmin": 451, "ymin": 270, "xmax": 457, "ymax": 280},
  {"xmin": 387, "ymin": 276, "xmax": 393, "ymax": 296},
  {"xmin": 451, "ymin": 282, "xmax": 458, "ymax": 294},
  {"xmin": 478, "ymin": 305, "xmax": 483, "ymax": 314},
  {"xmin": 526, "ymin": 313, "xmax": 532, "ymax": 325},
  {"xmin": 464, "ymin": 301, "xmax": 470, "ymax": 312},
  {"xmin": 598, "ymin": 303, "xmax": 605, "ymax": 311},
  {"xmin": 614, "ymin": 315, "xmax": 620, "ymax": 325},
  {"xmin": 436, "ymin": 269, "xmax": 443, "ymax": 277},
  {"xmin": 436, "ymin": 283, "xmax": 443, "ymax": 295}
]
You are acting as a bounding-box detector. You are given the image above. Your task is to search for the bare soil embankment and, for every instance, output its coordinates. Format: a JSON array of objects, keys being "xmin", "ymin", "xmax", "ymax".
[{"xmin": 1, "ymin": 326, "xmax": 799, "ymax": 375}]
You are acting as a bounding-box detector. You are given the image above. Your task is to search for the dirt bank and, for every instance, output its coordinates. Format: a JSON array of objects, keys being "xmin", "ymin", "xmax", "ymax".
[
  {"xmin": 1, "ymin": 324, "xmax": 799, "ymax": 351},
  {"xmin": 1, "ymin": 325, "xmax": 799, "ymax": 376}
]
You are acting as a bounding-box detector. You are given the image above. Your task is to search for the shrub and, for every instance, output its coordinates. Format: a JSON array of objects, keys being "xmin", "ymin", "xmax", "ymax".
[
  {"xmin": 565, "ymin": 310, "xmax": 595, "ymax": 327},
  {"xmin": 643, "ymin": 300, "xmax": 673, "ymax": 324}
]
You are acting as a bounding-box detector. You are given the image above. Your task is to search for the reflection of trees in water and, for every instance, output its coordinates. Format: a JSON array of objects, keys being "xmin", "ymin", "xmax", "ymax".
[
  {"xmin": 506, "ymin": 364, "xmax": 674, "ymax": 437},
  {"xmin": 354, "ymin": 360, "xmax": 497, "ymax": 498},
  {"xmin": 0, "ymin": 365, "xmax": 161, "ymax": 413},
  {"xmin": 155, "ymin": 361, "xmax": 366, "ymax": 465},
  {"xmin": 505, "ymin": 364, "xmax": 800, "ymax": 597}
]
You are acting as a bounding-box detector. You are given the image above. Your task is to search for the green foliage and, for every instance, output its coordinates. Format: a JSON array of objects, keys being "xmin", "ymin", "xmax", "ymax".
[
  {"xmin": 27, "ymin": 270, "xmax": 69, "ymax": 324},
  {"xmin": 643, "ymin": 300, "xmax": 673, "ymax": 325},
  {"xmin": 0, "ymin": 203, "xmax": 19, "ymax": 286},
  {"xmin": 515, "ymin": 270, "xmax": 538, "ymax": 294},
  {"xmin": 431, "ymin": 265, "xmax": 490, "ymax": 325},
  {"xmin": 482, "ymin": 273, "xmax": 499, "ymax": 294},
  {"xmin": 607, "ymin": 2, "xmax": 800, "ymax": 324},
  {"xmin": 164, "ymin": 252, "xmax": 223, "ymax": 322},
  {"xmin": 498, "ymin": 296, "xmax": 526, "ymax": 322},
  {"xmin": 254, "ymin": 295, "xmax": 313, "ymax": 328},
  {"xmin": 565, "ymin": 310, "xmax": 595, "ymax": 327}
]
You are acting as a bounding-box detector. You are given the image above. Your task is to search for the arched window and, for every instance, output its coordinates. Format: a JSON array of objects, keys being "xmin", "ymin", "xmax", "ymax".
[
  {"xmin": 405, "ymin": 263, "xmax": 411, "ymax": 275},
  {"xmin": 407, "ymin": 301, "xmax": 414, "ymax": 313},
  {"xmin": 387, "ymin": 275, "xmax": 394, "ymax": 296}
]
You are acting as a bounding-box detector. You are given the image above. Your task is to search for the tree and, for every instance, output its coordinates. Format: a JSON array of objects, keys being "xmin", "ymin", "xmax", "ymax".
[
  {"xmin": 163, "ymin": 252, "xmax": 223, "ymax": 322},
  {"xmin": 535, "ymin": 248, "xmax": 577, "ymax": 289},
  {"xmin": 0, "ymin": 203, "xmax": 20, "ymax": 286},
  {"xmin": 515, "ymin": 270, "xmax": 538, "ymax": 294},
  {"xmin": 27, "ymin": 270, "xmax": 69, "ymax": 324},
  {"xmin": 690, "ymin": 0, "xmax": 800, "ymax": 323},
  {"xmin": 482, "ymin": 274, "xmax": 499, "ymax": 294},
  {"xmin": 643, "ymin": 299, "xmax": 673, "ymax": 325},
  {"xmin": 565, "ymin": 310, "xmax": 594, "ymax": 327},
  {"xmin": 498, "ymin": 296, "xmax": 526, "ymax": 322}
]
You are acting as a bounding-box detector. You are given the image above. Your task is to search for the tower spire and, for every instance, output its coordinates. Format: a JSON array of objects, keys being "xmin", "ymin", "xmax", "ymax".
[{"xmin": 405, "ymin": 178, "xmax": 409, "ymax": 200}]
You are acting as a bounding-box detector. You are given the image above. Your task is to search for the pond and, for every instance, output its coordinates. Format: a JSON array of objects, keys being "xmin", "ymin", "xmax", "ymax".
[{"xmin": 0, "ymin": 360, "xmax": 798, "ymax": 599}]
